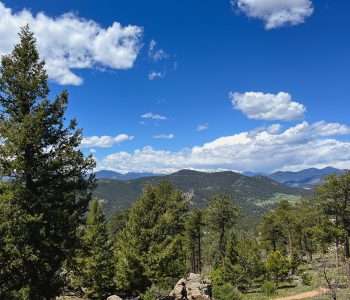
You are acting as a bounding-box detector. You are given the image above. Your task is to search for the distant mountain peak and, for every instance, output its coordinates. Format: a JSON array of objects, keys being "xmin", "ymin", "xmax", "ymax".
[
  {"xmin": 269, "ymin": 167, "xmax": 345, "ymax": 188},
  {"xmin": 95, "ymin": 170, "xmax": 160, "ymax": 181}
]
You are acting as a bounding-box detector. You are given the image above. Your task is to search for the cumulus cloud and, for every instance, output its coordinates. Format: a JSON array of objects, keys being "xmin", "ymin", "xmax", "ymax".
[
  {"xmin": 148, "ymin": 71, "xmax": 164, "ymax": 80},
  {"xmin": 0, "ymin": 2, "xmax": 142, "ymax": 85},
  {"xmin": 230, "ymin": 91, "xmax": 306, "ymax": 121},
  {"xmin": 197, "ymin": 123, "xmax": 209, "ymax": 132},
  {"xmin": 98, "ymin": 121, "xmax": 350, "ymax": 174},
  {"xmin": 141, "ymin": 112, "xmax": 167, "ymax": 121},
  {"xmin": 153, "ymin": 134, "xmax": 175, "ymax": 140},
  {"xmin": 233, "ymin": 0, "xmax": 314, "ymax": 29},
  {"xmin": 81, "ymin": 134, "xmax": 134, "ymax": 148},
  {"xmin": 148, "ymin": 39, "xmax": 168, "ymax": 61}
]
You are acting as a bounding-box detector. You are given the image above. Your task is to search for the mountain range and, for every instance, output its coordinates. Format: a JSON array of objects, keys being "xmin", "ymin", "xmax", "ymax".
[
  {"xmin": 96, "ymin": 167, "xmax": 345, "ymax": 189},
  {"xmin": 94, "ymin": 169, "xmax": 312, "ymax": 221},
  {"xmin": 268, "ymin": 167, "xmax": 345, "ymax": 188}
]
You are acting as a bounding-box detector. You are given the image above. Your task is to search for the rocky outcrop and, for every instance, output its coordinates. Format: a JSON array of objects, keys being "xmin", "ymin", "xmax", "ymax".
[{"xmin": 170, "ymin": 273, "xmax": 212, "ymax": 300}]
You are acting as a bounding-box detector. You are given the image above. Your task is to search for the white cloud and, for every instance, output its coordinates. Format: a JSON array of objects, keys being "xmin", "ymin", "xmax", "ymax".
[
  {"xmin": 233, "ymin": 0, "xmax": 314, "ymax": 29},
  {"xmin": 153, "ymin": 134, "xmax": 175, "ymax": 140},
  {"xmin": 99, "ymin": 121, "xmax": 350, "ymax": 174},
  {"xmin": 230, "ymin": 91, "xmax": 306, "ymax": 121},
  {"xmin": 141, "ymin": 112, "xmax": 167, "ymax": 121},
  {"xmin": 148, "ymin": 71, "xmax": 164, "ymax": 80},
  {"xmin": 0, "ymin": 2, "xmax": 142, "ymax": 85},
  {"xmin": 81, "ymin": 134, "xmax": 134, "ymax": 148},
  {"xmin": 148, "ymin": 39, "xmax": 168, "ymax": 61},
  {"xmin": 197, "ymin": 123, "xmax": 209, "ymax": 132}
]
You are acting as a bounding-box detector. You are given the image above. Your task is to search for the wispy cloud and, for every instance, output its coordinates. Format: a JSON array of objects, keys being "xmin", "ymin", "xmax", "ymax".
[
  {"xmin": 153, "ymin": 134, "xmax": 175, "ymax": 139},
  {"xmin": 197, "ymin": 123, "xmax": 209, "ymax": 132},
  {"xmin": 148, "ymin": 39, "xmax": 169, "ymax": 61},
  {"xmin": 141, "ymin": 112, "xmax": 167, "ymax": 121},
  {"xmin": 148, "ymin": 71, "xmax": 164, "ymax": 80}
]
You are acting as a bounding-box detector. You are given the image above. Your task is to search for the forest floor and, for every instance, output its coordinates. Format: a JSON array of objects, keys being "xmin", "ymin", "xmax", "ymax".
[
  {"xmin": 274, "ymin": 288, "xmax": 329, "ymax": 300},
  {"xmin": 243, "ymin": 253, "xmax": 350, "ymax": 299}
]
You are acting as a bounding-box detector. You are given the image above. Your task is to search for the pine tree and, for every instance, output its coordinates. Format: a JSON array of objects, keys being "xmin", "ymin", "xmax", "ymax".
[
  {"xmin": 0, "ymin": 26, "xmax": 95, "ymax": 299},
  {"xmin": 115, "ymin": 182, "xmax": 189, "ymax": 293},
  {"xmin": 185, "ymin": 208, "xmax": 203, "ymax": 273},
  {"xmin": 72, "ymin": 199, "xmax": 115, "ymax": 300},
  {"xmin": 205, "ymin": 195, "xmax": 239, "ymax": 265}
]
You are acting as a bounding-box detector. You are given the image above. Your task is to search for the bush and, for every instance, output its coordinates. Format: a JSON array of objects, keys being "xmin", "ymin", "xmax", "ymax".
[
  {"xmin": 301, "ymin": 272, "xmax": 313, "ymax": 286},
  {"xmin": 265, "ymin": 251, "xmax": 291, "ymax": 285},
  {"xmin": 141, "ymin": 286, "xmax": 158, "ymax": 300},
  {"xmin": 213, "ymin": 283, "xmax": 243, "ymax": 300},
  {"xmin": 261, "ymin": 281, "xmax": 277, "ymax": 297},
  {"xmin": 210, "ymin": 267, "xmax": 225, "ymax": 286}
]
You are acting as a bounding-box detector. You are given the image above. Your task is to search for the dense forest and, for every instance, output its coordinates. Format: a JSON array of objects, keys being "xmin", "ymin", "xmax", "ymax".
[{"xmin": 1, "ymin": 28, "xmax": 350, "ymax": 300}]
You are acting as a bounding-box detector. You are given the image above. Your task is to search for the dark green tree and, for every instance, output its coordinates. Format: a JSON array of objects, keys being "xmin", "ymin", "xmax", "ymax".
[
  {"xmin": 0, "ymin": 27, "xmax": 95, "ymax": 299},
  {"xmin": 71, "ymin": 199, "xmax": 115, "ymax": 300},
  {"xmin": 265, "ymin": 251, "xmax": 291, "ymax": 286},
  {"xmin": 115, "ymin": 182, "xmax": 189, "ymax": 293},
  {"xmin": 205, "ymin": 195, "xmax": 239, "ymax": 265},
  {"xmin": 317, "ymin": 172, "xmax": 350, "ymax": 258},
  {"xmin": 185, "ymin": 208, "xmax": 204, "ymax": 273}
]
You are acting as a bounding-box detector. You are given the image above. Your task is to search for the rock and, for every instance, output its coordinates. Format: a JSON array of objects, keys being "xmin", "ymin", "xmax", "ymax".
[
  {"xmin": 107, "ymin": 296, "xmax": 123, "ymax": 300},
  {"xmin": 170, "ymin": 273, "xmax": 212, "ymax": 300},
  {"xmin": 56, "ymin": 297, "xmax": 85, "ymax": 300}
]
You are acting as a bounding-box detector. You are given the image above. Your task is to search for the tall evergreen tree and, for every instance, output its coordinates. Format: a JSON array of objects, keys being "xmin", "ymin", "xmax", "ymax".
[
  {"xmin": 317, "ymin": 172, "xmax": 350, "ymax": 258},
  {"xmin": 205, "ymin": 195, "xmax": 239, "ymax": 265},
  {"xmin": 71, "ymin": 199, "xmax": 115, "ymax": 300},
  {"xmin": 185, "ymin": 208, "xmax": 203, "ymax": 273},
  {"xmin": 115, "ymin": 182, "xmax": 189, "ymax": 293},
  {"xmin": 0, "ymin": 27, "xmax": 95, "ymax": 299}
]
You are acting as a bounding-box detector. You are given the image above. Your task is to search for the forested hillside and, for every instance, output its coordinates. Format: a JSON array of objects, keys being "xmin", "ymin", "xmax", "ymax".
[{"xmin": 95, "ymin": 169, "xmax": 310, "ymax": 218}]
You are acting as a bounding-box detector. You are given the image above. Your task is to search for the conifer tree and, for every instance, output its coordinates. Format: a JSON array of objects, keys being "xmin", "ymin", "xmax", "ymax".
[
  {"xmin": 72, "ymin": 199, "xmax": 115, "ymax": 300},
  {"xmin": 185, "ymin": 208, "xmax": 203, "ymax": 273},
  {"xmin": 115, "ymin": 182, "xmax": 189, "ymax": 293},
  {"xmin": 0, "ymin": 26, "xmax": 95, "ymax": 299},
  {"xmin": 205, "ymin": 195, "xmax": 239, "ymax": 265}
]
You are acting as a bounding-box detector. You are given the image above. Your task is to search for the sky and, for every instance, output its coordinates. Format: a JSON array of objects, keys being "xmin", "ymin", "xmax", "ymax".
[{"xmin": 0, "ymin": 0, "xmax": 350, "ymax": 174}]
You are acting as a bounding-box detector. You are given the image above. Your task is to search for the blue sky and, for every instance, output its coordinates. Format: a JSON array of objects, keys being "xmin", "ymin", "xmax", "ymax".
[{"xmin": 1, "ymin": 0, "xmax": 350, "ymax": 173}]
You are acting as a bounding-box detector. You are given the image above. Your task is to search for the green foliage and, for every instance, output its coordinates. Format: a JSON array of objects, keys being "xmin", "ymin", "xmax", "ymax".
[
  {"xmin": 265, "ymin": 251, "xmax": 291, "ymax": 285},
  {"xmin": 115, "ymin": 182, "xmax": 189, "ymax": 294},
  {"xmin": 0, "ymin": 26, "xmax": 95, "ymax": 299},
  {"xmin": 70, "ymin": 199, "xmax": 115, "ymax": 300},
  {"xmin": 301, "ymin": 272, "xmax": 313, "ymax": 286},
  {"xmin": 184, "ymin": 208, "xmax": 203, "ymax": 273},
  {"xmin": 223, "ymin": 233, "xmax": 265, "ymax": 290},
  {"xmin": 94, "ymin": 170, "xmax": 309, "ymax": 221},
  {"xmin": 316, "ymin": 172, "xmax": 350, "ymax": 257},
  {"xmin": 213, "ymin": 283, "xmax": 243, "ymax": 300},
  {"xmin": 108, "ymin": 208, "xmax": 130, "ymax": 237},
  {"xmin": 261, "ymin": 280, "xmax": 277, "ymax": 297},
  {"xmin": 205, "ymin": 195, "xmax": 239, "ymax": 265},
  {"xmin": 141, "ymin": 288, "xmax": 157, "ymax": 300}
]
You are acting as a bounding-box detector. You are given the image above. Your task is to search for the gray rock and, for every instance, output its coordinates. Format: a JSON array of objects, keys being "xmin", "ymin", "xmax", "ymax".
[
  {"xmin": 107, "ymin": 296, "xmax": 123, "ymax": 300},
  {"xmin": 170, "ymin": 273, "xmax": 212, "ymax": 300}
]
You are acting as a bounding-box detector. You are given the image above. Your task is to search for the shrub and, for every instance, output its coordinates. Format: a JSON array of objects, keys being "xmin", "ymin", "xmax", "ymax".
[
  {"xmin": 213, "ymin": 283, "xmax": 243, "ymax": 300},
  {"xmin": 261, "ymin": 280, "xmax": 277, "ymax": 297},
  {"xmin": 301, "ymin": 272, "xmax": 313, "ymax": 286},
  {"xmin": 265, "ymin": 251, "xmax": 291, "ymax": 285},
  {"xmin": 141, "ymin": 286, "xmax": 158, "ymax": 300}
]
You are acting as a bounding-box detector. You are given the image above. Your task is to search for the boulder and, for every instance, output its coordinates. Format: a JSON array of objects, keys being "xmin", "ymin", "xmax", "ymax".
[
  {"xmin": 107, "ymin": 296, "xmax": 123, "ymax": 300},
  {"xmin": 170, "ymin": 273, "xmax": 212, "ymax": 300}
]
